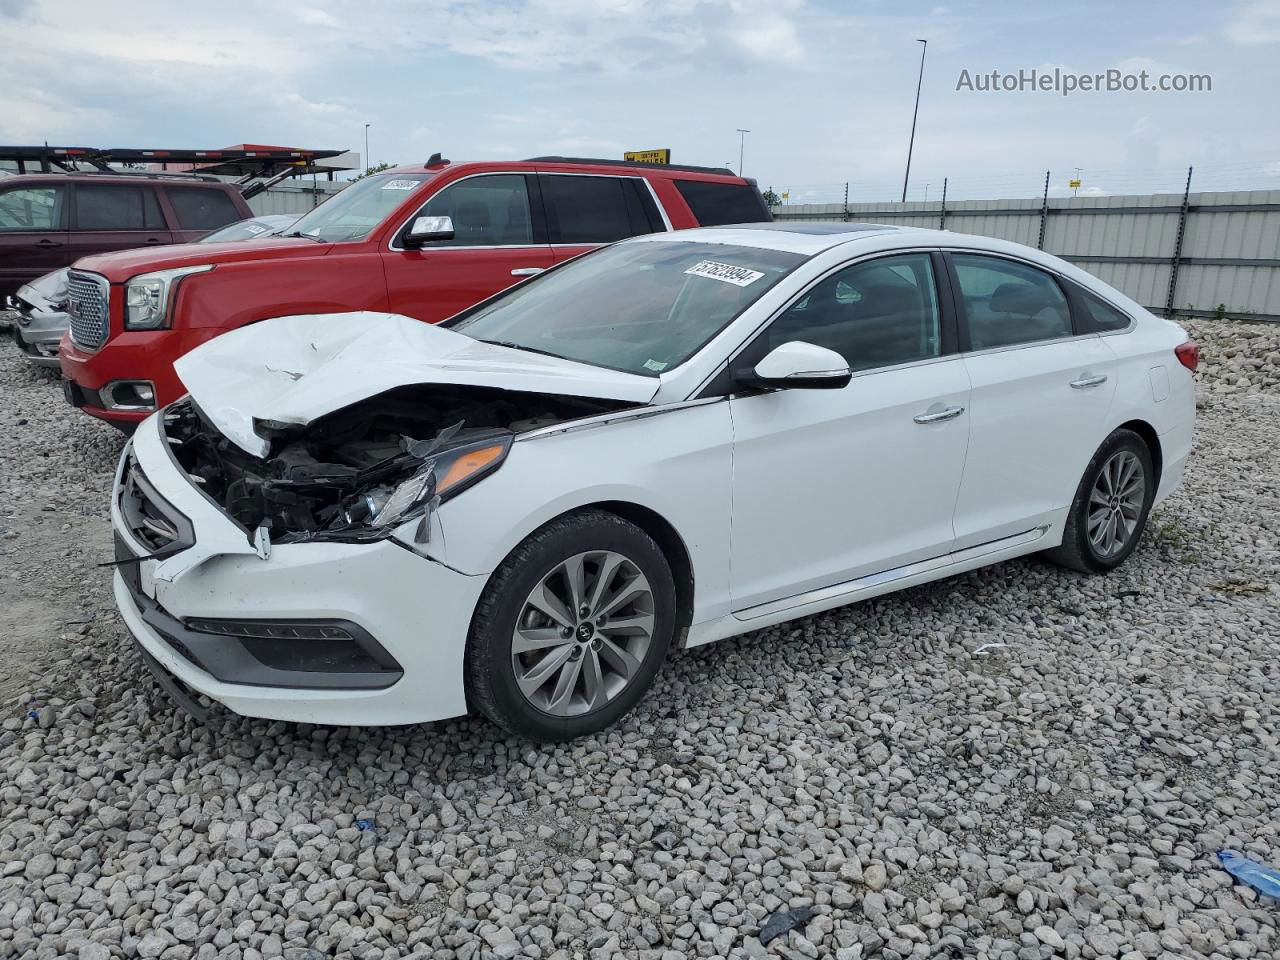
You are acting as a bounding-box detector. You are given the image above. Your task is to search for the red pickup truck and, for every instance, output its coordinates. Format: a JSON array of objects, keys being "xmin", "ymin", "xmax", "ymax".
[{"xmin": 58, "ymin": 157, "xmax": 771, "ymax": 428}]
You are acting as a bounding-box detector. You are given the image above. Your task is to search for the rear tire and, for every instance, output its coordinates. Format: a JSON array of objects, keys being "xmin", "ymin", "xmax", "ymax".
[
  {"xmin": 466, "ymin": 509, "xmax": 676, "ymax": 742},
  {"xmin": 1045, "ymin": 428, "xmax": 1155, "ymax": 574}
]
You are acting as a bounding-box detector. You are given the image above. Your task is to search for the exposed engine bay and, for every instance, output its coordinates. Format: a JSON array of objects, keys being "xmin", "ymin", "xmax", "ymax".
[{"xmin": 164, "ymin": 386, "xmax": 634, "ymax": 543}]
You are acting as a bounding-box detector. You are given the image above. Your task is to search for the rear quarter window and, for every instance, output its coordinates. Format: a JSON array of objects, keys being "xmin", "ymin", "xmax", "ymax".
[
  {"xmin": 674, "ymin": 180, "xmax": 770, "ymax": 226},
  {"xmin": 166, "ymin": 187, "xmax": 243, "ymax": 230},
  {"xmin": 1072, "ymin": 284, "xmax": 1134, "ymax": 332}
]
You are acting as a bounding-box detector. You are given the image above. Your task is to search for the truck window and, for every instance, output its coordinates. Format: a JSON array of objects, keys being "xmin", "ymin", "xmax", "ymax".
[
  {"xmin": 540, "ymin": 175, "xmax": 657, "ymax": 243},
  {"xmin": 674, "ymin": 180, "xmax": 769, "ymax": 226},
  {"xmin": 418, "ymin": 175, "xmax": 534, "ymax": 246},
  {"xmin": 75, "ymin": 184, "xmax": 165, "ymax": 230},
  {"xmin": 0, "ymin": 186, "xmax": 66, "ymax": 230},
  {"xmin": 166, "ymin": 187, "xmax": 242, "ymax": 230}
]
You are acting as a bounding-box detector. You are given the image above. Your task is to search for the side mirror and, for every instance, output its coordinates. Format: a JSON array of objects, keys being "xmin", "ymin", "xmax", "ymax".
[
  {"xmin": 737, "ymin": 341, "xmax": 852, "ymax": 390},
  {"xmin": 403, "ymin": 215, "xmax": 454, "ymax": 248}
]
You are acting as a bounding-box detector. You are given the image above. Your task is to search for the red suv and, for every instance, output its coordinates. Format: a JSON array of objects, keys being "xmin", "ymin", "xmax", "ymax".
[
  {"xmin": 0, "ymin": 173, "xmax": 252, "ymax": 299},
  {"xmin": 57, "ymin": 157, "xmax": 771, "ymax": 428}
]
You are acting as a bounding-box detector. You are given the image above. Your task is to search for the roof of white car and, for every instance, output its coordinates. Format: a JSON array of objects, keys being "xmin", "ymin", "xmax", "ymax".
[{"xmin": 634, "ymin": 222, "xmax": 943, "ymax": 255}]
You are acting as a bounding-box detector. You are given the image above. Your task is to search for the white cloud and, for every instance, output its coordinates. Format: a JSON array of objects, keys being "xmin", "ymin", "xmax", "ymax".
[
  {"xmin": 0, "ymin": 87, "xmax": 112, "ymax": 142},
  {"xmin": 297, "ymin": 7, "xmax": 341, "ymax": 27},
  {"xmin": 1224, "ymin": 0, "xmax": 1280, "ymax": 45},
  {"xmin": 279, "ymin": 93, "xmax": 351, "ymax": 116}
]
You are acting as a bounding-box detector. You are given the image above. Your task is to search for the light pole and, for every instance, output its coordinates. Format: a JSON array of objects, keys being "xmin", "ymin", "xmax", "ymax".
[
  {"xmin": 901, "ymin": 39, "xmax": 927, "ymax": 202},
  {"xmin": 736, "ymin": 129, "xmax": 750, "ymax": 177},
  {"xmin": 1073, "ymin": 167, "xmax": 1083, "ymax": 197},
  {"xmin": 364, "ymin": 123, "xmax": 371, "ymax": 171}
]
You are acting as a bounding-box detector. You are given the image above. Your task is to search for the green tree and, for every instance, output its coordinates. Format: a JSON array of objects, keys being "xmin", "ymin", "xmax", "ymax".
[
  {"xmin": 761, "ymin": 188, "xmax": 781, "ymax": 207},
  {"xmin": 352, "ymin": 161, "xmax": 395, "ymax": 181}
]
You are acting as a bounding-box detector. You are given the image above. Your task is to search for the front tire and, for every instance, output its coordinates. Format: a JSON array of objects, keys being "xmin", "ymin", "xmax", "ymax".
[
  {"xmin": 1045, "ymin": 428, "xmax": 1155, "ymax": 574},
  {"xmin": 466, "ymin": 509, "xmax": 677, "ymax": 741}
]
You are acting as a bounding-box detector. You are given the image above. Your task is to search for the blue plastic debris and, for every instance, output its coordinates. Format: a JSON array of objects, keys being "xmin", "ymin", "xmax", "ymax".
[
  {"xmin": 356, "ymin": 818, "xmax": 374, "ymax": 832},
  {"xmin": 26, "ymin": 710, "xmax": 38, "ymax": 720},
  {"xmin": 1218, "ymin": 850, "xmax": 1280, "ymax": 898}
]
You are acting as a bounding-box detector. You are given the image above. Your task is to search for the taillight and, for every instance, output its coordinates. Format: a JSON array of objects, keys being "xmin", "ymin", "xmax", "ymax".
[{"xmin": 1175, "ymin": 340, "xmax": 1199, "ymax": 373}]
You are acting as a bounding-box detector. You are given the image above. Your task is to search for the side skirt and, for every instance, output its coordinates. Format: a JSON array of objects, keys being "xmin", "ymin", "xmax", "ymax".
[{"xmin": 684, "ymin": 525, "xmax": 1052, "ymax": 648}]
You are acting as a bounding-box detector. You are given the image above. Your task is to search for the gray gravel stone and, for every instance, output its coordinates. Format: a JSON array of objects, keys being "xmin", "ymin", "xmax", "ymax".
[{"xmin": 0, "ymin": 319, "xmax": 1277, "ymax": 959}]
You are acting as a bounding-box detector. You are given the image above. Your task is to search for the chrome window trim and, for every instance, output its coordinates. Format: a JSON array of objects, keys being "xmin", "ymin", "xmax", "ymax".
[
  {"xmin": 387, "ymin": 170, "xmax": 671, "ymax": 253},
  {"xmin": 514, "ymin": 396, "xmax": 726, "ymax": 442},
  {"xmin": 940, "ymin": 246, "xmax": 1137, "ymax": 337}
]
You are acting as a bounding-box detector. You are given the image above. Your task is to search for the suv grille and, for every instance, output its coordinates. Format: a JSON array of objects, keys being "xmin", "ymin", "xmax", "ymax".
[
  {"xmin": 118, "ymin": 454, "xmax": 194, "ymax": 556},
  {"xmin": 67, "ymin": 272, "xmax": 110, "ymax": 349}
]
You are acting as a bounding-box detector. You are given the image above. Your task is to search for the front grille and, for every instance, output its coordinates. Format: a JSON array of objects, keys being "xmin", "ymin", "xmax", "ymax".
[
  {"xmin": 118, "ymin": 454, "xmax": 194, "ymax": 556},
  {"xmin": 67, "ymin": 272, "xmax": 110, "ymax": 349}
]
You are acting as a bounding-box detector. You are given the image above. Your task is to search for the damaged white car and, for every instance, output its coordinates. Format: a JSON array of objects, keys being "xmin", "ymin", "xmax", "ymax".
[{"xmin": 112, "ymin": 224, "xmax": 1196, "ymax": 740}]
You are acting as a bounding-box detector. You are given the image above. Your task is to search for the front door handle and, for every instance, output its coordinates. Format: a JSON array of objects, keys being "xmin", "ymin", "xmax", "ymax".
[
  {"xmin": 914, "ymin": 404, "xmax": 965, "ymax": 424},
  {"xmin": 511, "ymin": 267, "xmax": 545, "ymax": 277},
  {"xmin": 1070, "ymin": 374, "xmax": 1108, "ymax": 389},
  {"xmin": 36, "ymin": 239, "xmax": 62, "ymax": 247},
  {"xmin": 144, "ymin": 237, "xmax": 164, "ymax": 244}
]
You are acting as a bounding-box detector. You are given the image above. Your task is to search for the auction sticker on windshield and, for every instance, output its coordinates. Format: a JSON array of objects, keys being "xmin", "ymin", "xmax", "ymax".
[
  {"xmin": 684, "ymin": 261, "xmax": 765, "ymax": 287},
  {"xmin": 381, "ymin": 179, "xmax": 420, "ymax": 190}
]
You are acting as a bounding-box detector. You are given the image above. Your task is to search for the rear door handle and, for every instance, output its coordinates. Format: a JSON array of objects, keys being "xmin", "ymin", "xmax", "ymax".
[
  {"xmin": 144, "ymin": 237, "xmax": 164, "ymax": 244},
  {"xmin": 511, "ymin": 267, "xmax": 545, "ymax": 277},
  {"xmin": 36, "ymin": 239, "xmax": 62, "ymax": 247},
  {"xmin": 914, "ymin": 404, "xmax": 965, "ymax": 424},
  {"xmin": 1070, "ymin": 374, "xmax": 1108, "ymax": 389}
]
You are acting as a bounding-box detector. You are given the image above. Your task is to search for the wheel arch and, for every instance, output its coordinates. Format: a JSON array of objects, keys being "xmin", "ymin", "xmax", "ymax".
[
  {"xmin": 581, "ymin": 500, "xmax": 695, "ymax": 648},
  {"xmin": 474, "ymin": 499, "xmax": 697, "ymax": 651},
  {"xmin": 1116, "ymin": 418, "xmax": 1162, "ymax": 485}
]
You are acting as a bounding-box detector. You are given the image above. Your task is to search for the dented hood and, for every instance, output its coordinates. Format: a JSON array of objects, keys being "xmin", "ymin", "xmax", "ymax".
[{"xmin": 174, "ymin": 312, "xmax": 660, "ymax": 457}]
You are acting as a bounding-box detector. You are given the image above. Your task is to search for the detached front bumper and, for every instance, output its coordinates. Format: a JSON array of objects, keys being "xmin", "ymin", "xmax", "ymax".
[
  {"xmin": 14, "ymin": 308, "xmax": 68, "ymax": 368},
  {"xmin": 110, "ymin": 416, "xmax": 488, "ymax": 726}
]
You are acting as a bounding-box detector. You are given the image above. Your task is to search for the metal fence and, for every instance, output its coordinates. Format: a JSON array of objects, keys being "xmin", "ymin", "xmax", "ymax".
[
  {"xmin": 774, "ymin": 181, "xmax": 1280, "ymax": 323},
  {"xmin": 248, "ymin": 180, "xmax": 346, "ymax": 216}
]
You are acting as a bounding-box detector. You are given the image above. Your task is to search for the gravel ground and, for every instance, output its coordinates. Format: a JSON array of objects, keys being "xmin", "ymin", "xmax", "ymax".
[{"xmin": 0, "ymin": 317, "xmax": 1277, "ymax": 960}]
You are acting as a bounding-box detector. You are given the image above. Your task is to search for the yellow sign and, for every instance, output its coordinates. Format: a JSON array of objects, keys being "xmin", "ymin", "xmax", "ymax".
[
  {"xmin": 1068, "ymin": 178, "xmax": 1082, "ymax": 188},
  {"xmin": 624, "ymin": 149, "xmax": 671, "ymax": 165}
]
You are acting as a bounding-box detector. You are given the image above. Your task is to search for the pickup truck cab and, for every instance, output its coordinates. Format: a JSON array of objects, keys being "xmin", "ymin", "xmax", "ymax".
[{"xmin": 58, "ymin": 157, "xmax": 771, "ymax": 428}]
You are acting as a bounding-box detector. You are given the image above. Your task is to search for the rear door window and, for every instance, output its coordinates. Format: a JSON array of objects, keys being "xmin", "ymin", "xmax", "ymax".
[
  {"xmin": 74, "ymin": 184, "xmax": 165, "ymax": 230},
  {"xmin": 166, "ymin": 187, "xmax": 243, "ymax": 230},
  {"xmin": 540, "ymin": 175, "xmax": 660, "ymax": 243},
  {"xmin": 416, "ymin": 174, "xmax": 535, "ymax": 246},
  {"xmin": 950, "ymin": 254, "xmax": 1073, "ymax": 350},
  {"xmin": 674, "ymin": 180, "xmax": 769, "ymax": 226},
  {"xmin": 0, "ymin": 186, "xmax": 66, "ymax": 230}
]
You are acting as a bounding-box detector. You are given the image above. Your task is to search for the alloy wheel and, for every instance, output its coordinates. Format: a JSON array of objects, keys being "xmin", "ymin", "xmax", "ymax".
[
  {"xmin": 511, "ymin": 551, "xmax": 655, "ymax": 717},
  {"xmin": 1087, "ymin": 450, "xmax": 1146, "ymax": 558}
]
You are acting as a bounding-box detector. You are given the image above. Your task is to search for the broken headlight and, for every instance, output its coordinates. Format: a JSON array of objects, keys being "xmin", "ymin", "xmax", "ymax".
[{"xmin": 342, "ymin": 436, "xmax": 512, "ymax": 532}]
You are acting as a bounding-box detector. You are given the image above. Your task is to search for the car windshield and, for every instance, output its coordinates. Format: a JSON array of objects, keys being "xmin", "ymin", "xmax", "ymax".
[
  {"xmin": 198, "ymin": 217, "xmax": 294, "ymax": 243},
  {"xmin": 285, "ymin": 173, "xmax": 433, "ymax": 243},
  {"xmin": 449, "ymin": 240, "xmax": 806, "ymax": 376}
]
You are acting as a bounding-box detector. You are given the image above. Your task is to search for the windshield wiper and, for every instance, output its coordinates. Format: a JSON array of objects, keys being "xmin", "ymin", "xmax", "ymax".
[
  {"xmin": 283, "ymin": 231, "xmax": 327, "ymax": 243},
  {"xmin": 479, "ymin": 339, "xmax": 566, "ymax": 360}
]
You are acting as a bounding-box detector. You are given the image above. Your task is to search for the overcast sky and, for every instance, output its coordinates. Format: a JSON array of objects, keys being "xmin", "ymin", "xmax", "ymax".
[{"xmin": 2, "ymin": 0, "xmax": 1278, "ymax": 201}]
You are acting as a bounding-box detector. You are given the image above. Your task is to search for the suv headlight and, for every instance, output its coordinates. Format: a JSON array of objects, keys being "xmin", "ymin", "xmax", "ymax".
[{"xmin": 125, "ymin": 265, "xmax": 214, "ymax": 330}]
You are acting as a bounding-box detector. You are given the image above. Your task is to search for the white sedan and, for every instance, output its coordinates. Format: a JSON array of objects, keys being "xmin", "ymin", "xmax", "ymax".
[{"xmin": 111, "ymin": 223, "xmax": 1197, "ymax": 740}]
